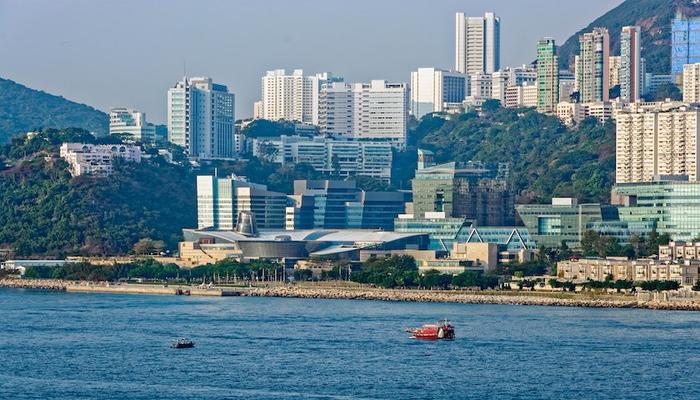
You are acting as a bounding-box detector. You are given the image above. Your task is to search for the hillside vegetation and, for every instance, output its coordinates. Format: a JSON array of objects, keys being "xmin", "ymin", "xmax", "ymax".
[
  {"xmin": 0, "ymin": 129, "xmax": 196, "ymax": 257},
  {"xmin": 410, "ymin": 103, "xmax": 616, "ymax": 204},
  {"xmin": 0, "ymin": 78, "xmax": 108, "ymax": 144},
  {"xmin": 0, "ymin": 128, "xmax": 331, "ymax": 258},
  {"xmin": 558, "ymin": 0, "xmax": 700, "ymax": 74}
]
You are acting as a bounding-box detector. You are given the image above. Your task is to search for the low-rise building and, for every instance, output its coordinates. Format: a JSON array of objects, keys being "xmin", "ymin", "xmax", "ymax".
[
  {"xmin": 59, "ymin": 143, "xmax": 142, "ymax": 176},
  {"xmin": 659, "ymin": 241, "xmax": 700, "ymax": 261},
  {"xmin": 557, "ymin": 257, "xmax": 700, "ymax": 286}
]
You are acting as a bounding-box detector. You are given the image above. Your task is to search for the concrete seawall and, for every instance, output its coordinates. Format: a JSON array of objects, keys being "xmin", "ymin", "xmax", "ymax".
[{"xmin": 3, "ymin": 279, "xmax": 700, "ymax": 310}]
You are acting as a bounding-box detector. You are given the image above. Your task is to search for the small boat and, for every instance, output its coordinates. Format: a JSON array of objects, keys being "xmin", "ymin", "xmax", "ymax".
[
  {"xmin": 407, "ymin": 320, "xmax": 455, "ymax": 340},
  {"xmin": 171, "ymin": 338, "xmax": 195, "ymax": 348}
]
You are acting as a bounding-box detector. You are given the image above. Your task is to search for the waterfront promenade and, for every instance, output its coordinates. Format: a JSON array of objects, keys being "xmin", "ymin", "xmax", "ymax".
[{"xmin": 2, "ymin": 278, "xmax": 700, "ymax": 310}]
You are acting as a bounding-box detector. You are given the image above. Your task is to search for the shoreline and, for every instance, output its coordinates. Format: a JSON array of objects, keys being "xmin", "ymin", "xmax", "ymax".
[{"xmin": 2, "ymin": 278, "xmax": 700, "ymax": 311}]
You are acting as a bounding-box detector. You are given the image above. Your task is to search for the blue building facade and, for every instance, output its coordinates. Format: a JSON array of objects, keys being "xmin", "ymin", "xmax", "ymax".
[{"xmin": 672, "ymin": 13, "xmax": 700, "ymax": 77}]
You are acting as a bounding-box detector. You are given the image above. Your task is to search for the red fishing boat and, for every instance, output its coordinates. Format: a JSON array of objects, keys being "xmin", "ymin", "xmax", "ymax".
[{"xmin": 407, "ymin": 320, "xmax": 455, "ymax": 340}]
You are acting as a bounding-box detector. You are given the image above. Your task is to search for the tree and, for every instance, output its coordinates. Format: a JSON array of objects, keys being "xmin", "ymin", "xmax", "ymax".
[
  {"xmin": 651, "ymin": 83, "xmax": 681, "ymax": 101},
  {"xmin": 293, "ymin": 269, "xmax": 312, "ymax": 281},
  {"xmin": 132, "ymin": 238, "xmax": 166, "ymax": 255}
]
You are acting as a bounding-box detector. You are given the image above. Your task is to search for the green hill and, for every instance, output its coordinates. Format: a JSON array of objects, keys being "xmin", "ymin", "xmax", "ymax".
[
  {"xmin": 558, "ymin": 0, "xmax": 700, "ymax": 74},
  {"xmin": 408, "ymin": 102, "xmax": 615, "ymax": 204},
  {"xmin": 0, "ymin": 78, "xmax": 108, "ymax": 144},
  {"xmin": 0, "ymin": 129, "xmax": 195, "ymax": 258},
  {"xmin": 0, "ymin": 128, "xmax": 326, "ymax": 258}
]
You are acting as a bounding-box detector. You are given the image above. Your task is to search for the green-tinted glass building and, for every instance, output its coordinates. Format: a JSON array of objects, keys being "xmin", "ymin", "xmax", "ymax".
[
  {"xmin": 614, "ymin": 181, "xmax": 700, "ymax": 241},
  {"xmin": 536, "ymin": 38, "xmax": 558, "ymax": 114},
  {"xmin": 516, "ymin": 198, "xmax": 607, "ymax": 249},
  {"xmin": 411, "ymin": 161, "xmax": 514, "ymax": 226}
]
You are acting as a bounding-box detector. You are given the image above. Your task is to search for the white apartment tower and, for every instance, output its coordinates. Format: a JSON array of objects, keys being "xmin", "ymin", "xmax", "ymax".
[
  {"xmin": 620, "ymin": 26, "xmax": 643, "ymax": 103},
  {"xmin": 410, "ymin": 68, "xmax": 469, "ymax": 119},
  {"xmin": 109, "ymin": 108, "xmax": 156, "ymax": 143},
  {"xmin": 455, "ymin": 12, "xmax": 500, "ymax": 75},
  {"xmin": 260, "ymin": 69, "xmax": 340, "ymax": 125},
  {"xmin": 319, "ymin": 80, "xmax": 409, "ymax": 148},
  {"xmin": 683, "ymin": 63, "xmax": 700, "ymax": 103},
  {"xmin": 167, "ymin": 77, "xmax": 235, "ymax": 159},
  {"xmin": 616, "ymin": 103, "xmax": 700, "ymax": 183}
]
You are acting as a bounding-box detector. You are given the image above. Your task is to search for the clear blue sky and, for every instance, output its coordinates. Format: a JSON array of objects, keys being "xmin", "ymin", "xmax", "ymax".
[{"xmin": 0, "ymin": 0, "xmax": 622, "ymax": 123}]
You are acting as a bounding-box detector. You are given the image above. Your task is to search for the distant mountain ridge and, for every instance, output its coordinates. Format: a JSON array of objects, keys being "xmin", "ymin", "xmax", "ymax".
[
  {"xmin": 558, "ymin": 0, "xmax": 700, "ymax": 75},
  {"xmin": 0, "ymin": 78, "xmax": 108, "ymax": 143}
]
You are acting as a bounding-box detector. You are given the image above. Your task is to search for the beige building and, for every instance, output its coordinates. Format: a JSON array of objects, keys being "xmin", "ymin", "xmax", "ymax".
[
  {"xmin": 557, "ymin": 257, "xmax": 700, "ymax": 286},
  {"xmin": 504, "ymin": 83, "xmax": 537, "ymax": 108},
  {"xmin": 556, "ymin": 102, "xmax": 585, "ymax": 126},
  {"xmin": 452, "ymin": 242, "xmax": 498, "ymax": 271},
  {"xmin": 683, "ymin": 63, "xmax": 700, "ymax": 103},
  {"xmin": 616, "ymin": 102, "xmax": 700, "ymax": 183},
  {"xmin": 359, "ymin": 249, "xmax": 476, "ymax": 275},
  {"xmin": 609, "ymin": 56, "xmax": 621, "ymax": 88},
  {"xmin": 659, "ymin": 241, "xmax": 700, "ymax": 261}
]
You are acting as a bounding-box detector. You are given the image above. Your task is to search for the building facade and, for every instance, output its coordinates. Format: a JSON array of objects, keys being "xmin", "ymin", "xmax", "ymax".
[
  {"xmin": 683, "ymin": 63, "xmax": 700, "ymax": 103},
  {"xmin": 196, "ymin": 175, "xmax": 288, "ymax": 230},
  {"xmin": 109, "ymin": 108, "xmax": 156, "ymax": 143},
  {"xmin": 59, "ymin": 143, "xmax": 141, "ymax": 176},
  {"xmin": 251, "ymin": 135, "xmax": 392, "ymax": 182},
  {"xmin": 615, "ymin": 103, "xmax": 700, "ymax": 183},
  {"xmin": 285, "ymin": 180, "xmax": 407, "ymax": 231},
  {"xmin": 260, "ymin": 70, "xmax": 341, "ymax": 125},
  {"xmin": 557, "ymin": 257, "xmax": 699, "ymax": 286},
  {"xmin": 613, "ymin": 180, "xmax": 700, "ymax": 241},
  {"xmin": 410, "ymin": 68, "xmax": 469, "ymax": 119},
  {"xmin": 455, "ymin": 12, "xmax": 500, "ymax": 75},
  {"xmin": 167, "ymin": 77, "xmax": 235, "ymax": 159},
  {"xmin": 537, "ymin": 38, "xmax": 559, "ymax": 114},
  {"xmin": 672, "ymin": 13, "xmax": 700, "ymax": 80},
  {"xmin": 576, "ymin": 28, "xmax": 610, "ymax": 103},
  {"xmin": 319, "ymin": 80, "xmax": 409, "ymax": 148},
  {"xmin": 411, "ymin": 161, "xmax": 514, "ymax": 226},
  {"xmin": 620, "ymin": 26, "xmax": 643, "ymax": 103}
]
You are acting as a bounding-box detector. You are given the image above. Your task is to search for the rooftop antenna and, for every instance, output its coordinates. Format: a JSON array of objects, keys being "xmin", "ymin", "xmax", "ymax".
[{"xmin": 183, "ymin": 59, "xmax": 188, "ymax": 82}]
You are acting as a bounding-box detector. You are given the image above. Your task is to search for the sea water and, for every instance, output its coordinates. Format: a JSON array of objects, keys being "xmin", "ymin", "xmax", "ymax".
[{"xmin": 1, "ymin": 288, "xmax": 699, "ymax": 399}]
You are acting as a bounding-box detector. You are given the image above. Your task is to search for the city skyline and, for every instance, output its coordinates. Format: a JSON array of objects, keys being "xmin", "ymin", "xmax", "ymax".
[{"xmin": 0, "ymin": 0, "xmax": 622, "ymax": 123}]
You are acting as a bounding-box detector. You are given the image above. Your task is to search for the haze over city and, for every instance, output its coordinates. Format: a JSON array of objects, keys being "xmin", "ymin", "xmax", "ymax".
[{"xmin": 0, "ymin": 0, "xmax": 621, "ymax": 121}]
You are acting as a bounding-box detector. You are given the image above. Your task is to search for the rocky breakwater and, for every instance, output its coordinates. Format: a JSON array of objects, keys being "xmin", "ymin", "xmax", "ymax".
[
  {"xmin": 0, "ymin": 278, "xmax": 68, "ymax": 291},
  {"xmin": 242, "ymin": 286, "xmax": 641, "ymax": 309}
]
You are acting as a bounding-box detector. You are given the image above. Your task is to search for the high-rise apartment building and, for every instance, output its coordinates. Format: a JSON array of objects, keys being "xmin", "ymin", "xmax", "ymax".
[
  {"xmin": 455, "ymin": 12, "xmax": 500, "ymax": 75},
  {"xmin": 537, "ymin": 38, "xmax": 559, "ymax": 113},
  {"xmin": 410, "ymin": 68, "xmax": 469, "ymax": 119},
  {"xmin": 504, "ymin": 83, "xmax": 538, "ymax": 108},
  {"xmin": 109, "ymin": 108, "xmax": 156, "ymax": 143},
  {"xmin": 167, "ymin": 77, "xmax": 235, "ymax": 159},
  {"xmin": 672, "ymin": 13, "xmax": 700, "ymax": 80},
  {"xmin": 319, "ymin": 80, "xmax": 408, "ymax": 148},
  {"xmin": 683, "ymin": 63, "xmax": 700, "ymax": 103},
  {"xmin": 251, "ymin": 135, "xmax": 393, "ymax": 182},
  {"xmin": 196, "ymin": 175, "xmax": 288, "ymax": 230},
  {"xmin": 260, "ymin": 70, "xmax": 341, "ymax": 125},
  {"xmin": 620, "ymin": 26, "xmax": 643, "ymax": 103},
  {"xmin": 576, "ymin": 28, "xmax": 610, "ymax": 103},
  {"xmin": 616, "ymin": 103, "xmax": 700, "ymax": 183},
  {"xmin": 608, "ymin": 56, "xmax": 621, "ymax": 88}
]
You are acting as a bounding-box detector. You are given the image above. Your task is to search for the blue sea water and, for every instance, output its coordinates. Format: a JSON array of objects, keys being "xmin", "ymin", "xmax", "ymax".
[{"xmin": 1, "ymin": 288, "xmax": 700, "ymax": 400}]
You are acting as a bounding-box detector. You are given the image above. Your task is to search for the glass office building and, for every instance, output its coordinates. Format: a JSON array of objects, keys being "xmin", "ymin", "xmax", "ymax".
[
  {"xmin": 614, "ymin": 181, "xmax": 700, "ymax": 241},
  {"xmin": 672, "ymin": 13, "xmax": 700, "ymax": 78}
]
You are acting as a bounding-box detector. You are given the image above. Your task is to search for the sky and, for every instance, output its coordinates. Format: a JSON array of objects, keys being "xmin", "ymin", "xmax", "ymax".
[{"xmin": 0, "ymin": 0, "xmax": 623, "ymax": 123}]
